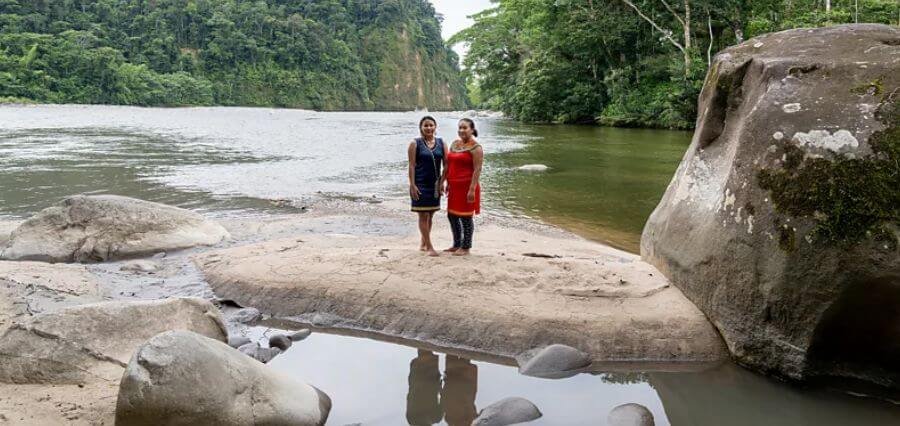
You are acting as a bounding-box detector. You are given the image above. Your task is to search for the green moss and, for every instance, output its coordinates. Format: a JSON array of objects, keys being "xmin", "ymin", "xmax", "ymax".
[
  {"xmin": 851, "ymin": 77, "xmax": 884, "ymax": 97},
  {"xmin": 757, "ymin": 97, "xmax": 899, "ymax": 247}
]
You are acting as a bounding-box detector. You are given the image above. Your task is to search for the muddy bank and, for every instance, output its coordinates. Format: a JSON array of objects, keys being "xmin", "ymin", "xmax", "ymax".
[{"xmin": 197, "ymin": 215, "xmax": 727, "ymax": 365}]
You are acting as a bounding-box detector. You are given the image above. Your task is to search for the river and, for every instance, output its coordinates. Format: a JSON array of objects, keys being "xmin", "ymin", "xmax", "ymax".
[{"xmin": 1, "ymin": 105, "xmax": 897, "ymax": 425}]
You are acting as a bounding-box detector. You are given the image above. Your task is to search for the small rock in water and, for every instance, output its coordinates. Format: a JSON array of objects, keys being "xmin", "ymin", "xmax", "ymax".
[
  {"xmin": 119, "ymin": 260, "xmax": 161, "ymax": 273},
  {"xmin": 230, "ymin": 307, "xmax": 262, "ymax": 324},
  {"xmin": 608, "ymin": 403, "xmax": 655, "ymax": 426},
  {"xmin": 473, "ymin": 397, "xmax": 542, "ymax": 426},
  {"xmin": 269, "ymin": 334, "xmax": 292, "ymax": 351},
  {"xmin": 227, "ymin": 336, "xmax": 251, "ymax": 349},
  {"xmin": 290, "ymin": 329, "xmax": 312, "ymax": 341},
  {"xmin": 517, "ymin": 164, "xmax": 550, "ymax": 172},
  {"xmin": 517, "ymin": 344, "xmax": 592, "ymax": 379},
  {"xmin": 238, "ymin": 342, "xmax": 282, "ymax": 363}
]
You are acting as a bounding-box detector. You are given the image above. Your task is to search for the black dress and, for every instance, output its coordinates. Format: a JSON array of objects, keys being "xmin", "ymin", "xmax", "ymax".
[{"xmin": 411, "ymin": 137, "xmax": 444, "ymax": 212}]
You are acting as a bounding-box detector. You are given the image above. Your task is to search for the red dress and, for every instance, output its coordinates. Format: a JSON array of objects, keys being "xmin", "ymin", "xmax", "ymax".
[{"xmin": 446, "ymin": 143, "xmax": 481, "ymax": 216}]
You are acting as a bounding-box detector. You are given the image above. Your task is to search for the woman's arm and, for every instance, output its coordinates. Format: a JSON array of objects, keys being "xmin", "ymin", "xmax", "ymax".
[
  {"xmin": 408, "ymin": 141, "xmax": 420, "ymax": 201},
  {"xmin": 440, "ymin": 140, "xmax": 450, "ymax": 195},
  {"xmin": 467, "ymin": 145, "xmax": 483, "ymax": 203}
]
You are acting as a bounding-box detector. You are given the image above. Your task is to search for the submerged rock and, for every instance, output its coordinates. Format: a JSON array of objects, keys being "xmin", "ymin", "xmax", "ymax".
[
  {"xmin": 269, "ymin": 334, "xmax": 292, "ymax": 351},
  {"xmin": 516, "ymin": 344, "xmax": 592, "ymax": 379},
  {"xmin": 608, "ymin": 403, "xmax": 655, "ymax": 426},
  {"xmin": 290, "ymin": 329, "xmax": 312, "ymax": 341},
  {"xmin": 0, "ymin": 195, "xmax": 230, "ymax": 263},
  {"xmin": 116, "ymin": 330, "xmax": 330, "ymax": 425},
  {"xmin": 473, "ymin": 397, "xmax": 542, "ymax": 426},
  {"xmin": 517, "ymin": 164, "xmax": 550, "ymax": 172},
  {"xmin": 0, "ymin": 298, "xmax": 227, "ymax": 384},
  {"xmin": 641, "ymin": 24, "xmax": 900, "ymax": 388}
]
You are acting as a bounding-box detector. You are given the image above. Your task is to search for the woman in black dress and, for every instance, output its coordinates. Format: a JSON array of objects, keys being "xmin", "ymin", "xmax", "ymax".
[{"xmin": 408, "ymin": 116, "xmax": 446, "ymax": 257}]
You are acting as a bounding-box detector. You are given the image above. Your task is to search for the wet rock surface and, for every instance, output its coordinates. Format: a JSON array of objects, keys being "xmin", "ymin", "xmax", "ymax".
[
  {"xmin": 642, "ymin": 24, "xmax": 900, "ymax": 388},
  {"xmin": 0, "ymin": 195, "xmax": 230, "ymax": 263},
  {"xmin": 608, "ymin": 403, "xmax": 655, "ymax": 426},
  {"xmin": 0, "ymin": 298, "xmax": 227, "ymax": 384},
  {"xmin": 116, "ymin": 330, "xmax": 330, "ymax": 426},
  {"xmin": 473, "ymin": 397, "xmax": 542, "ymax": 426},
  {"xmin": 517, "ymin": 344, "xmax": 592, "ymax": 379}
]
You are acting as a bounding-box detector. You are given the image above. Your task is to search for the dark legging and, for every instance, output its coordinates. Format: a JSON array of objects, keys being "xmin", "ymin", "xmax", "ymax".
[{"xmin": 448, "ymin": 214, "xmax": 474, "ymax": 249}]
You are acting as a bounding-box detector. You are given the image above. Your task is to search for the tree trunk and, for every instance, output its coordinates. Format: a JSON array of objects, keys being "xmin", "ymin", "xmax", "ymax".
[{"xmin": 683, "ymin": 0, "xmax": 692, "ymax": 76}]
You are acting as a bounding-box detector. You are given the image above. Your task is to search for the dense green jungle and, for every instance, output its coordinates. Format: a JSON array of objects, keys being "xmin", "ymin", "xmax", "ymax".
[
  {"xmin": 0, "ymin": 0, "xmax": 468, "ymax": 110},
  {"xmin": 454, "ymin": 0, "xmax": 899, "ymax": 128}
]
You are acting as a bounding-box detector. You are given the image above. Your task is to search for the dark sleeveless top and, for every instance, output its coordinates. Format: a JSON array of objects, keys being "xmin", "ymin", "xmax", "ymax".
[{"xmin": 411, "ymin": 137, "xmax": 444, "ymax": 209}]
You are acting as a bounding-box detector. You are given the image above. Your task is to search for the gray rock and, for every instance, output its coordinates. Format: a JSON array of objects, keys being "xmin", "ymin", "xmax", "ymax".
[
  {"xmin": 238, "ymin": 342, "xmax": 282, "ymax": 363},
  {"xmin": 0, "ymin": 195, "xmax": 230, "ymax": 263},
  {"xmin": 290, "ymin": 329, "xmax": 312, "ymax": 341},
  {"xmin": 116, "ymin": 330, "xmax": 330, "ymax": 426},
  {"xmin": 608, "ymin": 403, "xmax": 654, "ymax": 426},
  {"xmin": 269, "ymin": 334, "xmax": 292, "ymax": 351},
  {"xmin": 0, "ymin": 298, "xmax": 227, "ymax": 384},
  {"xmin": 641, "ymin": 24, "xmax": 900, "ymax": 388},
  {"xmin": 227, "ymin": 336, "xmax": 252, "ymax": 349},
  {"xmin": 119, "ymin": 260, "xmax": 162, "ymax": 273},
  {"xmin": 230, "ymin": 307, "xmax": 262, "ymax": 324},
  {"xmin": 517, "ymin": 344, "xmax": 592, "ymax": 379},
  {"xmin": 473, "ymin": 397, "xmax": 542, "ymax": 426}
]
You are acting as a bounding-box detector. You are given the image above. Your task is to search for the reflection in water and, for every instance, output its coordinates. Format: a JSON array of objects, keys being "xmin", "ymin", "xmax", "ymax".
[
  {"xmin": 407, "ymin": 350, "xmax": 443, "ymax": 425},
  {"xmin": 407, "ymin": 351, "xmax": 479, "ymax": 426}
]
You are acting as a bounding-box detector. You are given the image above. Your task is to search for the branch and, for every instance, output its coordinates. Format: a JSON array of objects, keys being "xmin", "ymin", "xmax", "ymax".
[
  {"xmin": 660, "ymin": 0, "xmax": 685, "ymax": 27},
  {"xmin": 620, "ymin": 0, "xmax": 685, "ymax": 53}
]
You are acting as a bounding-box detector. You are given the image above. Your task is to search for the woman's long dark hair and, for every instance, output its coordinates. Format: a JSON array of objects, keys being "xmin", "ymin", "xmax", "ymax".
[
  {"xmin": 419, "ymin": 116, "xmax": 437, "ymax": 137},
  {"xmin": 459, "ymin": 118, "xmax": 478, "ymax": 137}
]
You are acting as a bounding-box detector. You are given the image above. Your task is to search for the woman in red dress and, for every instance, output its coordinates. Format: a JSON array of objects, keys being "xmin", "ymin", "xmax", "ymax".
[{"xmin": 444, "ymin": 118, "xmax": 483, "ymax": 256}]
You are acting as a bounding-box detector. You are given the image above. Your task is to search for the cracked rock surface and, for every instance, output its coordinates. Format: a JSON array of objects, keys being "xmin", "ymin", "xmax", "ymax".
[{"xmin": 0, "ymin": 298, "xmax": 227, "ymax": 385}]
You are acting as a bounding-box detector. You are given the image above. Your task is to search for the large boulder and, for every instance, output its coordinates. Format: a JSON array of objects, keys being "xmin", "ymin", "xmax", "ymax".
[
  {"xmin": 116, "ymin": 330, "xmax": 331, "ymax": 426},
  {"xmin": 641, "ymin": 24, "xmax": 900, "ymax": 388},
  {"xmin": 0, "ymin": 298, "xmax": 227, "ymax": 384},
  {"xmin": 0, "ymin": 195, "xmax": 230, "ymax": 263}
]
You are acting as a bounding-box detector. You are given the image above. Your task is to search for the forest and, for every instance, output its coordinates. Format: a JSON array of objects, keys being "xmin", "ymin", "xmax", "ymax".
[
  {"xmin": 0, "ymin": 0, "xmax": 468, "ymax": 110},
  {"xmin": 452, "ymin": 0, "xmax": 899, "ymax": 128}
]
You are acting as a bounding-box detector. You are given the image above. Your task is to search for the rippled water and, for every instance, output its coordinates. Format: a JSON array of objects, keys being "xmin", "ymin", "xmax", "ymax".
[{"xmin": 0, "ymin": 105, "xmax": 686, "ymax": 251}]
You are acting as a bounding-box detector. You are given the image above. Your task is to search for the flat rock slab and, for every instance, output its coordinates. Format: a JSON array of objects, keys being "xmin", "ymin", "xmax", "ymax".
[{"xmin": 196, "ymin": 225, "xmax": 726, "ymax": 363}]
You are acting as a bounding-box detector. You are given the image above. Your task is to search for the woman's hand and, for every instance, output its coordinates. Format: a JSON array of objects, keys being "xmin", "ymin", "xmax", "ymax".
[
  {"xmin": 410, "ymin": 184, "xmax": 420, "ymax": 201},
  {"xmin": 442, "ymin": 180, "xmax": 449, "ymax": 196},
  {"xmin": 467, "ymin": 188, "xmax": 475, "ymax": 203}
]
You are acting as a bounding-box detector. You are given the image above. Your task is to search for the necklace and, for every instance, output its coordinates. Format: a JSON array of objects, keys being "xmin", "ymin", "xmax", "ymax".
[{"xmin": 423, "ymin": 136, "xmax": 437, "ymax": 150}]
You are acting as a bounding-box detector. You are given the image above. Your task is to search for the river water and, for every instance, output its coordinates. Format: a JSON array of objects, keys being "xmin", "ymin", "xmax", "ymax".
[{"xmin": 1, "ymin": 105, "xmax": 898, "ymax": 424}]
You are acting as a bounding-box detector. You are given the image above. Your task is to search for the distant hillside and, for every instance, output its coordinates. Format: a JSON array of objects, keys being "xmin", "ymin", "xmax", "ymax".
[{"xmin": 0, "ymin": 0, "xmax": 469, "ymax": 110}]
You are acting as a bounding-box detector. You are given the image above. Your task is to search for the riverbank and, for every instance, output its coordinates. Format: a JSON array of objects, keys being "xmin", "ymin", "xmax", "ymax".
[{"xmin": 0, "ymin": 196, "xmax": 726, "ymax": 423}]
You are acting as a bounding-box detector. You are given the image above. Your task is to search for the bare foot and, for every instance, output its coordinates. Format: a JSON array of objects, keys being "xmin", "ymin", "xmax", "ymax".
[
  {"xmin": 443, "ymin": 247, "xmax": 460, "ymax": 252},
  {"xmin": 426, "ymin": 249, "xmax": 440, "ymax": 257},
  {"xmin": 452, "ymin": 249, "xmax": 470, "ymax": 256},
  {"xmin": 419, "ymin": 244, "xmax": 427, "ymax": 252}
]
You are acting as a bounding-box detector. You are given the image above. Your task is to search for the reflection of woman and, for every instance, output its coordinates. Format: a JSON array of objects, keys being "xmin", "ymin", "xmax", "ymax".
[
  {"xmin": 406, "ymin": 352, "xmax": 478, "ymax": 426},
  {"xmin": 444, "ymin": 119, "xmax": 483, "ymax": 256},
  {"xmin": 441, "ymin": 355, "xmax": 478, "ymax": 426},
  {"xmin": 408, "ymin": 116, "xmax": 446, "ymax": 257},
  {"xmin": 406, "ymin": 350, "xmax": 443, "ymax": 425}
]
